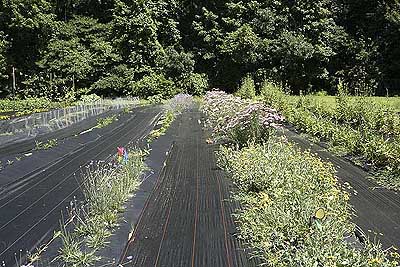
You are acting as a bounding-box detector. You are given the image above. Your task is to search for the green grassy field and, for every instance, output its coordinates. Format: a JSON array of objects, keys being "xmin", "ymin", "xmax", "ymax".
[{"xmin": 287, "ymin": 95, "xmax": 400, "ymax": 112}]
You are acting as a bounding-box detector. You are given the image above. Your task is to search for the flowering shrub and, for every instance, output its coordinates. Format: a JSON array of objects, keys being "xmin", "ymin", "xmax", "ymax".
[
  {"xmin": 166, "ymin": 93, "xmax": 194, "ymax": 114},
  {"xmin": 202, "ymin": 90, "xmax": 283, "ymax": 146},
  {"xmin": 217, "ymin": 138, "xmax": 397, "ymax": 266}
]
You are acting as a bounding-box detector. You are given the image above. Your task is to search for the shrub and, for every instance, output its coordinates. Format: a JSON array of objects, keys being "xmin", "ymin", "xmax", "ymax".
[
  {"xmin": 182, "ymin": 73, "xmax": 208, "ymax": 96},
  {"xmin": 131, "ymin": 73, "xmax": 178, "ymax": 98},
  {"xmin": 236, "ymin": 75, "xmax": 256, "ymax": 99},
  {"xmin": 260, "ymin": 80, "xmax": 400, "ymax": 190},
  {"xmin": 79, "ymin": 94, "xmax": 102, "ymax": 103},
  {"xmin": 202, "ymin": 90, "xmax": 283, "ymax": 146}
]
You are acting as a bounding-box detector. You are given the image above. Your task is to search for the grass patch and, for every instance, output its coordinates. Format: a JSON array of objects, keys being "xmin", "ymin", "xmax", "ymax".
[
  {"xmin": 148, "ymin": 110, "xmax": 175, "ymax": 142},
  {"xmin": 37, "ymin": 149, "xmax": 148, "ymax": 267},
  {"xmin": 0, "ymin": 98, "xmax": 66, "ymax": 119}
]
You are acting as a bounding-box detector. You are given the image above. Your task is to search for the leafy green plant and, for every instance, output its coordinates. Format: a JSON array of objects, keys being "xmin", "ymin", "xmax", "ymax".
[
  {"xmin": 55, "ymin": 149, "xmax": 147, "ymax": 265},
  {"xmin": 182, "ymin": 73, "xmax": 209, "ymax": 96},
  {"xmin": 131, "ymin": 73, "xmax": 178, "ymax": 99},
  {"xmin": 35, "ymin": 139, "xmax": 58, "ymax": 150},
  {"xmin": 236, "ymin": 75, "xmax": 256, "ymax": 99},
  {"xmin": 148, "ymin": 111, "xmax": 175, "ymax": 142},
  {"xmin": 95, "ymin": 115, "xmax": 116, "ymax": 128},
  {"xmin": 261, "ymin": 81, "xmax": 400, "ymax": 190}
]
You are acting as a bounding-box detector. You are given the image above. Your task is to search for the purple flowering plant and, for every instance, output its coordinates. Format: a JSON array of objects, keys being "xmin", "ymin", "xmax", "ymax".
[{"xmin": 202, "ymin": 90, "xmax": 284, "ymax": 146}]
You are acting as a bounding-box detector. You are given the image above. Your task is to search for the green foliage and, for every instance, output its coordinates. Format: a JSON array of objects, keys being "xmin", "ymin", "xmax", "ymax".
[
  {"xmin": 0, "ymin": 0, "xmax": 400, "ymax": 97},
  {"xmin": 79, "ymin": 94, "xmax": 101, "ymax": 103},
  {"xmin": 131, "ymin": 73, "xmax": 178, "ymax": 99},
  {"xmin": 35, "ymin": 139, "xmax": 58, "ymax": 150},
  {"xmin": 95, "ymin": 115, "xmax": 117, "ymax": 129},
  {"xmin": 149, "ymin": 110, "xmax": 175, "ymax": 141},
  {"xmin": 217, "ymin": 138, "xmax": 397, "ymax": 266},
  {"xmin": 182, "ymin": 73, "xmax": 209, "ymax": 96},
  {"xmin": 0, "ymin": 31, "xmax": 7, "ymax": 81},
  {"xmin": 261, "ymin": 81, "xmax": 400, "ymax": 190},
  {"xmin": 236, "ymin": 75, "xmax": 256, "ymax": 99},
  {"xmin": 0, "ymin": 98, "xmax": 63, "ymax": 117},
  {"xmin": 57, "ymin": 149, "xmax": 146, "ymax": 266}
]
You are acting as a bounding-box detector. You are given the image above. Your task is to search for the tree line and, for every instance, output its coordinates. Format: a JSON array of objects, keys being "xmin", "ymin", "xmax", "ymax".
[{"xmin": 0, "ymin": 0, "xmax": 399, "ymax": 98}]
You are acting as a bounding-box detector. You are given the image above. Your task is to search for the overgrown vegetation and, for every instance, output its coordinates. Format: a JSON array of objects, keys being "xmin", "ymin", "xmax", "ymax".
[
  {"xmin": 0, "ymin": 98, "xmax": 64, "ymax": 119},
  {"xmin": 261, "ymin": 81, "xmax": 400, "ymax": 190},
  {"xmin": 217, "ymin": 140, "xmax": 398, "ymax": 266},
  {"xmin": 149, "ymin": 94, "xmax": 194, "ymax": 141},
  {"xmin": 202, "ymin": 91, "xmax": 398, "ymax": 266},
  {"xmin": 202, "ymin": 90, "xmax": 283, "ymax": 147}
]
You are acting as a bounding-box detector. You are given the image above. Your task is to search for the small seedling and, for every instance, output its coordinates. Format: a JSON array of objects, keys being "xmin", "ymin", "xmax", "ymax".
[{"xmin": 35, "ymin": 139, "xmax": 58, "ymax": 150}]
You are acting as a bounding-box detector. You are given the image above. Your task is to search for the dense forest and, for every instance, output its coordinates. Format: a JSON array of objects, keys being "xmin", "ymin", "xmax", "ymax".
[{"xmin": 0, "ymin": 0, "xmax": 399, "ymax": 99}]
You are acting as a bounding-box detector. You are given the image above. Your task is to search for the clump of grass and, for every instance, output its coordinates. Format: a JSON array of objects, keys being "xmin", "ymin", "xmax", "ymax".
[
  {"xmin": 217, "ymin": 136, "xmax": 398, "ymax": 266},
  {"xmin": 55, "ymin": 149, "xmax": 147, "ymax": 266},
  {"xmin": 35, "ymin": 139, "xmax": 58, "ymax": 150},
  {"xmin": 95, "ymin": 115, "xmax": 117, "ymax": 128},
  {"xmin": 148, "ymin": 94, "xmax": 194, "ymax": 142}
]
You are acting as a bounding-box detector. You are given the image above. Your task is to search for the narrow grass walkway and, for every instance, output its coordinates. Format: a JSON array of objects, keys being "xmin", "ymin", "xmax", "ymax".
[{"xmin": 120, "ymin": 110, "xmax": 258, "ymax": 267}]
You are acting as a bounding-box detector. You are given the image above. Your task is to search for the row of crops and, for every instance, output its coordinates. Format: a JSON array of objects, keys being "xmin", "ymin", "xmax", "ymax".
[
  {"xmin": 260, "ymin": 82, "xmax": 400, "ymax": 190},
  {"xmin": 201, "ymin": 90, "xmax": 398, "ymax": 266}
]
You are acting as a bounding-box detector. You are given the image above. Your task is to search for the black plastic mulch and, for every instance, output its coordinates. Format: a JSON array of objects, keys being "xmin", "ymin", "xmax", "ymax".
[
  {"xmin": 282, "ymin": 127, "xmax": 400, "ymax": 249},
  {"xmin": 0, "ymin": 106, "xmax": 162, "ymax": 266},
  {"xmin": 119, "ymin": 110, "xmax": 259, "ymax": 267}
]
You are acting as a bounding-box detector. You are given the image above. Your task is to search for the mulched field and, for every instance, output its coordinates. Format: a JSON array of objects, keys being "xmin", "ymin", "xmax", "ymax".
[
  {"xmin": 119, "ymin": 110, "xmax": 259, "ymax": 267},
  {"xmin": 0, "ymin": 106, "xmax": 162, "ymax": 266}
]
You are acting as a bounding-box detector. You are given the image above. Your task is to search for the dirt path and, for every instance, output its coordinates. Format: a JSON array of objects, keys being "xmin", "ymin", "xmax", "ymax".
[
  {"xmin": 0, "ymin": 107, "xmax": 162, "ymax": 266},
  {"xmin": 119, "ymin": 110, "xmax": 258, "ymax": 267},
  {"xmin": 283, "ymin": 127, "xmax": 400, "ymax": 249}
]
